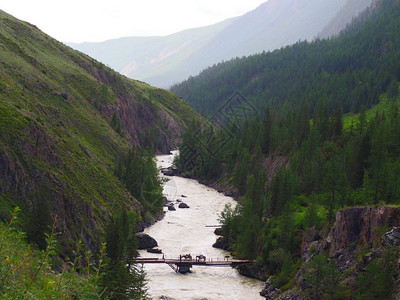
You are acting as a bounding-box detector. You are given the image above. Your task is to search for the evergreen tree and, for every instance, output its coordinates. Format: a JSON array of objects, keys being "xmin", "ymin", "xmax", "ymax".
[
  {"xmin": 102, "ymin": 209, "xmax": 148, "ymax": 300},
  {"xmin": 236, "ymin": 196, "xmax": 260, "ymax": 259},
  {"xmin": 357, "ymin": 259, "xmax": 386, "ymax": 299},
  {"xmin": 306, "ymin": 255, "xmax": 326, "ymax": 297},
  {"xmin": 118, "ymin": 147, "xmax": 163, "ymax": 213},
  {"xmin": 219, "ymin": 203, "xmax": 240, "ymax": 245},
  {"xmin": 323, "ymin": 259, "xmax": 341, "ymax": 300}
]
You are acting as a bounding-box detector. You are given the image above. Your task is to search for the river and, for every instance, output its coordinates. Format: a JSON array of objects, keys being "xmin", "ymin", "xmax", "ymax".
[{"xmin": 138, "ymin": 151, "xmax": 264, "ymax": 300}]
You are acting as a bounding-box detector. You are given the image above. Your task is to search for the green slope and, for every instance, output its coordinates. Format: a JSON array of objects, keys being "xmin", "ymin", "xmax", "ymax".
[
  {"xmin": 174, "ymin": 1, "xmax": 400, "ymax": 296},
  {"xmin": 0, "ymin": 10, "xmax": 200, "ymax": 254},
  {"xmin": 343, "ymin": 93, "xmax": 400, "ymax": 129},
  {"xmin": 171, "ymin": 0, "xmax": 399, "ymax": 118},
  {"xmin": 0, "ymin": 219, "xmax": 101, "ymax": 298}
]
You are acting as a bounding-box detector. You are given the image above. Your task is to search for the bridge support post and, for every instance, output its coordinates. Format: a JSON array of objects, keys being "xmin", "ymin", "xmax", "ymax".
[{"xmin": 177, "ymin": 263, "xmax": 192, "ymax": 274}]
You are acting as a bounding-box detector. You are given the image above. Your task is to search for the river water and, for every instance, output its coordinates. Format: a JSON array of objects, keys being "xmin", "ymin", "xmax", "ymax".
[{"xmin": 138, "ymin": 152, "xmax": 264, "ymax": 300}]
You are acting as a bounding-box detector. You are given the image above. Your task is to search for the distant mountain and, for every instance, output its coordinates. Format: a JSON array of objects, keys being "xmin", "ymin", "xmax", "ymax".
[
  {"xmin": 69, "ymin": 19, "xmax": 235, "ymax": 88},
  {"xmin": 318, "ymin": 0, "xmax": 377, "ymax": 38},
  {"xmin": 170, "ymin": 0, "xmax": 399, "ymax": 118},
  {"xmin": 70, "ymin": 0, "xmax": 373, "ymax": 88},
  {"xmin": 0, "ymin": 9, "xmax": 200, "ymax": 254}
]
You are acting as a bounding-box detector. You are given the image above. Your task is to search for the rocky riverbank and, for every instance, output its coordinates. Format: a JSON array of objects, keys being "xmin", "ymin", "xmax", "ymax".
[{"xmin": 259, "ymin": 206, "xmax": 400, "ymax": 299}]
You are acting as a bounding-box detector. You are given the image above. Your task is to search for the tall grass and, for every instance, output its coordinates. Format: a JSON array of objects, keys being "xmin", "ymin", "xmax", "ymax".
[{"xmin": 0, "ymin": 208, "xmax": 103, "ymax": 299}]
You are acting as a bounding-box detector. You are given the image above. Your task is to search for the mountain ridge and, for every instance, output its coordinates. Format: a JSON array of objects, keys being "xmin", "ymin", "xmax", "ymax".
[
  {"xmin": 170, "ymin": 0, "xmax": 395, "ymax": 117},
  {"xmin": 70, "ymin": 0, "xmax": 373, "ymax": 88}
]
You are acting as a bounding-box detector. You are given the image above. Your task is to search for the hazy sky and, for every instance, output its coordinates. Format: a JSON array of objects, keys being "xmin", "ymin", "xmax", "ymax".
[{"xmin": 1, "ymin": 0, "xmax": 267, "ymax": 43}]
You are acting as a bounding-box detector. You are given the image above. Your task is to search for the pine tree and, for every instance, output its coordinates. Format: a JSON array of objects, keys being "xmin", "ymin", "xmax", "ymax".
[
  {"xmin": 102, "ymin": 209, "xmax": 147, "ymax": 300},
  {"xmin": 306, "ymin": 255, "xmax": 326, "ymax": 297}
]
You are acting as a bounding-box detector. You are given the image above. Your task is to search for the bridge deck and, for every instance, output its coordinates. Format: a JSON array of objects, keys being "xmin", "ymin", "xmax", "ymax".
[{"xmin": 134, "ymin": 257, "xmax": 253, "ymax": 266}]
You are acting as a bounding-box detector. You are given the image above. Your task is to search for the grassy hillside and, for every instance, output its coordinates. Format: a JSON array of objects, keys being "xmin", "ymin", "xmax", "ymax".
[
  {"xmin": 0, "ymin": 215, "xmax": 102, "ymax": 299},
  {"xmin": 343, "ymin": 94, "xmax": 400, "ymax": 129},
  {"xmin": 0, "ymin": 9, "xmax": 200, "ymax": 255}
]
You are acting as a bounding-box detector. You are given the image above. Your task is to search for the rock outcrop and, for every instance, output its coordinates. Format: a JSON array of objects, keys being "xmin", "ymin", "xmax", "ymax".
[
  {"xmin": 212, "ymin": 237, "xmax": 229, "ymax": 250},
  {"xmin": 136, "ymin": 233, "xmax": 158, "ymax": 249},
  {"xmin": 327, "ymin": 206, "xmax": 400, "ymax": 257},
  {"xmin": 161, "ymin": 167, "xmax": 178, "ymax": 176},
  {"xmin": 382, "ymin": 227, "xmax": 400, "ymax": 246},
  {"xmin": 301, "ymin": 226, "xmax": 322, "ymax": 262},
  {"xmin": 147, "ymin": 248, "xmax": 162, "ymax": 254},
  {"xmin": 214, "ymin": 228, "xmax": 223, "ymax": 236},
  {"xmin": 289, "ymin": 206, "xmax": 400, "ymax": 299},
  {"xmin": 236, "ymin": 264, "xmax": 267, "ymax": 281}
]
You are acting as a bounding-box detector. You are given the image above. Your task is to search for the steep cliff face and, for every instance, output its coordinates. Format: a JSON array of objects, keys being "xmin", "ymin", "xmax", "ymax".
[
  {"xmin": 0, "ymin": 10, "xmax": 200, "ymax": 254},
  {"xmin": 327, "ymin": 206, "xmax": 400, "ymax": 256},
  {"xmin": 300, "ymin": 207, "xmax": 400, "ymax": 263},
  {"xmin": 284, "ymin": 206, "xmax": 400, "ymax": 299}
]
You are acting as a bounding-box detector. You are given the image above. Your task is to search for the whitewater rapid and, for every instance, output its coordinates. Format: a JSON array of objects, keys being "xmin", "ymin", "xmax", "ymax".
[{"xmin": 138, "ymin": 151, "xmax": 264, "ymax": 300}]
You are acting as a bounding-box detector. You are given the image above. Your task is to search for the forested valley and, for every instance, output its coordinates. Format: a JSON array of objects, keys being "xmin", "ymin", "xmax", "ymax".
[
  {"xmin": 174, "ymin": 0, "xmax": 400, "ymax": 298},
  {"xmin": 171, "ymin": 0, "xmax": 400, "ymax": 118},
  {"xmin": 3, "ymin": 0, "xmax": 400, "ymax": 298}
]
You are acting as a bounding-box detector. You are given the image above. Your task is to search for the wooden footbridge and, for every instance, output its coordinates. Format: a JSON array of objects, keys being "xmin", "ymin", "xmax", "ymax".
[{"xmin": 134, "ymin": 255, "xmax": 254, "ymax": 274}]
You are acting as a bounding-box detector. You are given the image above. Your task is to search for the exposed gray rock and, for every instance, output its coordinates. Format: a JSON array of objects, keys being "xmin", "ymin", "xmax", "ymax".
[
  {"xmin": 301, "ymin": 227, "xmax": 322, "ymax": 261},
  {"xmin": 147, "ymin": 248, "xmax": 162, "ymax": 254},
  {"xmin": 214, "ymin": 228, "xmax": 223, "ymax": 236},
  {"xmin": 303, "ymin": 226, "xmax": 320, "ymax": 242},
  {"xmin": 382, "ymin": 227, "xmax": 400, "ymax": 247},
  {"xmin": 136, "ymin": 233, "xmax": 158, "ymax": 249},
  {"xmin": 178, "ymin": 202, "xmax": 190, "ymax": 208},
  {"xmin": 212, "ymin": 236, "xmax": 229, "ymax": 250},
  {"xmin": 328, "ymin": 207, "xmax": 400, "ymax": 257},
  {"xmin": 236, "ymin": 263, "xmax": 267, "ymax": 281},
  {"xmin": 161, "ymin": 167, "xmax": 178, "ymax": 176}
]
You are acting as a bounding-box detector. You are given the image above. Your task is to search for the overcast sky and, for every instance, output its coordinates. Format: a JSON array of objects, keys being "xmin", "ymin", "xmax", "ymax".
[{"xmin": 1, "ymin": 0, "xmax": 267, "ymax": 43}]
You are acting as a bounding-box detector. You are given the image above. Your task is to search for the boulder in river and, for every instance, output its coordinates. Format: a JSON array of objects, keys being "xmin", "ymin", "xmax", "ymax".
[
  {"xmin": 212, "ymin": 236, "xmax": 229, "ymax": 250},
  {"xmin": 181, "ymin": 195, "xmax": 187, "ymax": 198},
  {"xmin": 214, "ymin": 228, "xmax": 223, "ymax": 236},
  {"xmin": 136, "ymin": 233, "xmax": 158, "ymax": 249},
  {"xmin": 147, "ymin": 248, "xmax": 162, "ymax": 254},
  {"xmin": 236, "ymin": 264, "xmax": 267, "ymax": 281},
  {"xmin": 178, "ymin": 202, "xmax": 190, "ymax": 208},
  {"xmin": 163, "ymin": 196, "xmax": 170, "ymax": 205},
  {"xmin": 168, "ymin": 203, "xmax": 176, "ymax": 211},
  {"xmin": 161, "ymin": 166, "xmax": 178, "ymax": 176}
]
